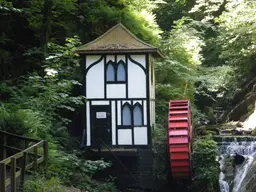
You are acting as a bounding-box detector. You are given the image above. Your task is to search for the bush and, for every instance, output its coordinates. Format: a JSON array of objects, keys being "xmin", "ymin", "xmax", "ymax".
[
  {"xmin": 0, "ymin": 104, "xmax": 51, "ymax": 138},
  {"xmin": 0, "ymin": 37, "xmax": 113, "ymax": 191},
  {"xmin": 24, "ymin": 177, "xmax": 66, "ymax": 192},
  {"xmin": 192, "ymin": 136, "xmax": 219, "ymax": 192}
]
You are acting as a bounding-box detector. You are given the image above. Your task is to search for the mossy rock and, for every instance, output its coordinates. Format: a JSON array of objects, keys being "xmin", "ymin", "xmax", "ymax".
[
  {"xmin": 222, "ymin": 156, "xmax": 235, "ymax": 189},
  {"xmin": 251, "ymin": 128, "xmax": 256, "ymax": 136},
  {"xmin": 195, "ymin": 125, "xmax": 220, "ymax": 135},
  {"xmin": 218, "ymin": 124, "xmax": 236, "ymax": 130}
]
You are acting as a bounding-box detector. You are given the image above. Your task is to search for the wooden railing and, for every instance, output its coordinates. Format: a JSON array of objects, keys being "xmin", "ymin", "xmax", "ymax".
[{"xmin": 0, "ymin": 130, "xmax": 48, "ymax": 192}]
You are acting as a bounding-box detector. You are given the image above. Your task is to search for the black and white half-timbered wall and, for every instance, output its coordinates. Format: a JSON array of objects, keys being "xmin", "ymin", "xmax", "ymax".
[{"xmin": 75, "ymin": 23, "xmax": 162, "ymax": 149}]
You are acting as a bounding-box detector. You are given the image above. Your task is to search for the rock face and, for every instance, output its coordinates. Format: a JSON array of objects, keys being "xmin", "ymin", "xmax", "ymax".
[
  {"xmin": 234, "ymin": 153, "xmax": 245, "ymax": 165},
  {"xmin": 239, "ymin": 160, "xmax": 256, "ymax": 192},
  {"xmin": 222, "ymin": 155, "xmax": 236, "ymax": 189}
]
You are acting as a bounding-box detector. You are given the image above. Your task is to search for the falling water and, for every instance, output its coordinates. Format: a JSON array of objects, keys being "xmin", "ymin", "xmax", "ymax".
[
  {"xmin": 219, "ymin": 155, "xmax": 229, "ymax": 192},
  {"xmin": 217, "ymin": 137, "xmax": 256, "ymax": 192},
  {"xmin": 232, "ymin": 155, "xmax": 254, "ymax": 192}
]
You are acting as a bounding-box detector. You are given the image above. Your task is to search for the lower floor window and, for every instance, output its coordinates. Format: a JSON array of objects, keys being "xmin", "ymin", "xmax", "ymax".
[{"xmin": 122, "ymin": 102, "xmax": 143, "ymax": 126}]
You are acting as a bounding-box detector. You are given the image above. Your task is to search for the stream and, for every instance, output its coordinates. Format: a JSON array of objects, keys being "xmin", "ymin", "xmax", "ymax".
[{"xmin": 218, "ymin": 137, "xmax": 256, "ymax": 192}]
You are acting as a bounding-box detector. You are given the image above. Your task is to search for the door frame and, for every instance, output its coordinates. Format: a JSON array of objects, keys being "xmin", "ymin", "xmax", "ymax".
[{"xmin": 90, "ymin": 105, "xmax": 112, "ymax": 148}]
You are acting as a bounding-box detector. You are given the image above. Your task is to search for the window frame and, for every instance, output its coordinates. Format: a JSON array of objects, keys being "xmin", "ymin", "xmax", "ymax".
[
  {"xmin": 106, "ymin": 61, "xmax": 115, "ymax": 82},
  {"xmin": 133, "ymin": 103, "xmax": 143, "ymax": 126},
  {"xmin": 121, "ymin": 103, "xmax": 132, "ymax": 128},
  {"xmin": 120, "ymin": 102, "xmax": 144, "ymax": 129},
  {"xmin": 106, "ymin": 60, "xmax": 126, "ymax": 84}
]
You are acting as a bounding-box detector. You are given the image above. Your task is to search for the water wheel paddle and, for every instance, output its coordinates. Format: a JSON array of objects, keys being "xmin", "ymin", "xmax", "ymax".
[{"xmin": 168, "ymin": 100, "xmax": 192, "ymax": 180}]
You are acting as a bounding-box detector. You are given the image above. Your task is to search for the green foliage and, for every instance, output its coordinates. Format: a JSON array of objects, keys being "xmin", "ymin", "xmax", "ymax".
[
  {"xmin": 27, "ymin": 0, "xmax": 77, "ymax": 37},
  {"xmin": 121, "ymin": 0, "xmax": 163, "ymax": 45},
  {"xmin": 190, "ymin": 0, "xmax": 226, "ymax": 22},
  {"xmin": 216, "ymin": 0, "xmax": 256, "ymax": 74},
  {"xmin": 192, "ymin": 0, "xmax": 256, "ymax": 123},
  {"xmin": 156, "ymin": 0, "xmax": 195, "ymax": 31},
  {"xmin": 155, "ymin": 17, "xmax": 204, "ymax": 126},
  {"xmin": 195, "ymin": 66, "xmax": 236, "ymax": 121},
  {"xmin": 0, "ymin": 37, "xmax": 114, "ymax": 191},
  {"xmin": 77, "ymin": 0, "xmax": 163, "ymax": 46},
  {"xmin": 0, "ymin": 104, "xmax": 50, "ymax": 138},
  {"xmin": 24, "ymin": 177, "xmax": 66, "ymax": 192},
  {"xmin": 192, "ymin": 136, "xmax": 219, "ymax": 192},
  {"xmin": 47, "ymin": 147, "xmax": 114, "ymax": 191}
]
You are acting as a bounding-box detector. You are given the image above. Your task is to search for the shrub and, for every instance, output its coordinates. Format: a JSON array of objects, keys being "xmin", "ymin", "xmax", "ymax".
[
  {"xmin": 24, "ymin": 177, "xmax": 67, "ymax": 192},
  {"xmin": 192, "ymin": 136, "xmax": 219, "ymax": 192}
]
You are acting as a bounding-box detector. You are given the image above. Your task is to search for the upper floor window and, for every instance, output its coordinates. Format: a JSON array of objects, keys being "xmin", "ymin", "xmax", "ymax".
[
  {"xmin": 117, "ymin": 61, "xmax": 126, "ymax": 81},
  {"xmin": 106, "ymin": 60, "xmax": 126, "ymax": 83},
  {"xmin": 106, "ymin": 62, "xmax": 115, "ymax": 81}
]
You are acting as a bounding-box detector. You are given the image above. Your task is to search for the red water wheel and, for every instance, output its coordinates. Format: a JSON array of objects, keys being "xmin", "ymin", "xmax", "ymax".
[{"xmin": 168, "ymin": 100, "xmax": 192, "ymax": 180}]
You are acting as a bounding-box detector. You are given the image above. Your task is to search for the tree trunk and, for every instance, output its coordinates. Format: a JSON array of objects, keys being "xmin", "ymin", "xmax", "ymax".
[{"xmin": 40, "ymin": 0, "xmax": 53, "ymax": 57}]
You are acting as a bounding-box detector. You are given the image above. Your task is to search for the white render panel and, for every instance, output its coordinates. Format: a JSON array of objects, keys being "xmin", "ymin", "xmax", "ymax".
[
  {"xmin": 134, "ymin": 127, "xmax": 148, "ymax": 145},
  {"xmin": 86, "ymin": 55, "xmax": 102, "ymax": 69},
  {"xmin": 128, "ymin": 58, "xmax": 146, "ymax": 98},
  {"xmin": 86, "ymin": 102, "xmax": 91, "ymax": 146},
  {"xmin": 122, "ymin": 100, "xmax": 131, "ymax": 105},
  {"xmin": 86, "ymin": 59, "xmax": 104, "ymax": 98},
  {"xmin": 133, "ymin": 100, "xmax": 142, "ymax": 105},
  {"xmin": 91, "ymin": 101, "xmax": 110, "ymax": 105},
  {"xmin": 111, "ymin": 101, "xmax": 116, "ymax": 145},
  {"xmin": 117, "ymin": 55, "xmax": 125, "ymax": 62},
  {"xmin": 118, "ymin": 129, "xmax": 132, "ymax": 145},
  {"xmin": 106, "ymin": 55, "xmax": 115, "ymax": 62},
  {"xmin": 107, "ymin": 84, "xmax": 126, "ymax": 98},
  {"xmin": 143, "ymin": 100, "xmax": 147, "ymax": 125},
  {"xmin": 117, "ymin": 101, "xmax": 121, "ymax": 125},
  {"xmin": 130, "ymin": 55, "xmax": 146, "ymax": 68}
]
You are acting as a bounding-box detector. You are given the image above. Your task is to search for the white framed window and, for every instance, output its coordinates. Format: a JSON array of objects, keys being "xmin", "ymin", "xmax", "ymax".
[
  {"xmin": 106, "ymin": 62, "xmax": 115, "ymax": 81},
  {"xmin": 133, "ymin": 103, "xmax": 143, "ymax": 126},
  {"xmin": 121, "ymin": 102, "xmax": 143, "ymax": 127},
  {"xmin": 122, "ymin": 103, "xmax": 131, "ymax": 126},
  {"xmin": 106, "ymin": 60, "xmax": 126, "ymax": 83},
  {"xmin": 117, "ymin": 61, "xmax": 126, "ymax": 81}
]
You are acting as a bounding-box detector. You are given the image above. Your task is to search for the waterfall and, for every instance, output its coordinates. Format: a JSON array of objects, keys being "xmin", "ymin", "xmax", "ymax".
[
  {"xmin": 232, "ymin": 155, "xmax": 254, "ymax": 192},
  {"xmin": 218, "ymin": 137, "xmax": 256, "ymax": 192},
  {"xmin": 219, "ymin": 155, "xmax": 229, "ymax": 192}
]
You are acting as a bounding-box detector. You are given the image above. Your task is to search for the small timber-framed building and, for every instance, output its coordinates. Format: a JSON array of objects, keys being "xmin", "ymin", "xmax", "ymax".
[{"xmin": 75, "ymin": 23, "xmax": 162, "ymax": 189}]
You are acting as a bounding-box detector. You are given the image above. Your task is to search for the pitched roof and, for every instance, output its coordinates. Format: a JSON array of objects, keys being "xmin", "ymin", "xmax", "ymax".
[{"xmin": 75, "ymin": 23, "xmax": 162, "ymax": 57}]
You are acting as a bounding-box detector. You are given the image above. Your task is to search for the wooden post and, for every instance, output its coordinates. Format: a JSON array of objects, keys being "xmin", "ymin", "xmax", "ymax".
[
  {"xmin": 3, "ymin": 135, "xmax": 7, "ymax": 159},
  {"xmin": 24, "ymin": 140, "xmax": 28, "ymax": 149},
  {"xmin": 19, "ymin": 152, "xmax": 27, "ymax": 192},
  {"xmin": 43, "ymin": 141, "xmax": 48, "ymax": 173},
  {"xmin": 33, "ymin": 146, "xmax": 38, "ymax": 173},
  {"xmin": 0, "ymin": 163, "xmax": 6, "ymax": 192},
  {"xmin": 11, "ymin": 157, "xmax": 16, "ymax": 192}
]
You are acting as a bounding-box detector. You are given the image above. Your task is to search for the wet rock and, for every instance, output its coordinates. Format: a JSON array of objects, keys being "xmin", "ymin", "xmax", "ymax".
[
  {"xmin": 234, "ymin": 153, "xmax": 245, "ymax": 165},
  {"xmin": 195, "ymin": 125, "xmax": 219, "ymax": 135},
  {"xmin": 220, "ymin": 129, "xmax": 233, "ymax": 134},
  {"xmin": 222, "ymin": 155, "xmax": 235, "ymax": 189},
  {"xmin": 236, "ymin": 122, "xmax": 244, "ymax": 127},
  {"xmin": 239, "ymin": 159, "xmax": 256, "ymax": 192},
  {"xmin": 244, "ymin": 128, "xmax": 252, "ymax": 135},
  {"xmin": 232, "ymin": 128, "xmax": 245, "ymax": 135}
]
